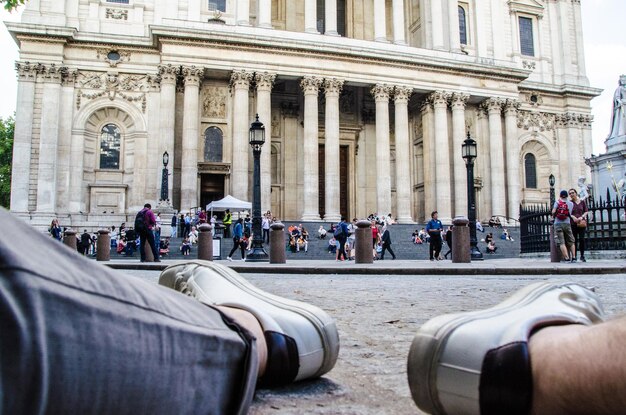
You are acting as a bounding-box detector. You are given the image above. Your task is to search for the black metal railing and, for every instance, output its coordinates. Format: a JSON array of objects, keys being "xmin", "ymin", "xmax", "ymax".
[{"xmin": 520, "ymin": 190, "xmax": 626, "ymax": 254}]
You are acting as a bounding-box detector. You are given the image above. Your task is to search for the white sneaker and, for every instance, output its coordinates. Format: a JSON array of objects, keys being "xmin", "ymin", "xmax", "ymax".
[
  {"xmin": 159, "ymin": 261, "xmax": 339, "ymax": 386},
  {"xmin": 226, "ymin": 257, "xmax": 232, "ymax": 261}
]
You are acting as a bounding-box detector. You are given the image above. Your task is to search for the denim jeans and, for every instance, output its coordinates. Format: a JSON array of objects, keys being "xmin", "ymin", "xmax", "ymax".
[{"xmin": 0, "ymin": 208, "xmax": 257, "ymax": 415}]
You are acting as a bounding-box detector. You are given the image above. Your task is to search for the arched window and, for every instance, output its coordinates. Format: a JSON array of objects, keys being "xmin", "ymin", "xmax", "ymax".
[
  {"xmin": 204, "ymin": 126, "xmax": 223, "ymax": 162},
  {"xmin": 458, "ymin": 6, "xmax": 467, "ymax": 45},
  {"xmin": 525, "ymin": 153, "xmax": 537, "ymax": 189},
  {"xmin": 99, "ymin": 123, "xmax": 121, "ymax": 169}
]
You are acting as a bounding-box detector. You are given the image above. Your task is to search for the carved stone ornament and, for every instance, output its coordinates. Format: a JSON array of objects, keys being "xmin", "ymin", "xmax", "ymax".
[
  {"xmin": 255, "ymin": 72, "xmax": 276, "ymax": 91},
  {"xmin": 555, "ymin": 112, "xmax": 582, "ymax": 128},
  {"xmin": 428, "ymin": 90, "xmax": 451, "ymax": 107},
  {"xmin": 230, "ymin": 70, "xmax": 253, "ymax": 90},
  {"xmin": 106, "ymin": 8, "xmax": 128, "ymax": 20},
  {"xmin": 37, "ymin": 63, "xmax": 68, "ymax": 83},
  {"xmin": 158, "ymin": 64, "xmax": 180, "ymax": 84},
  {"xmin": 280, "ymin": 101, "xmax": 300, "ymax": 118},
  {"xmin": 324, "ymin": 78, "xmax": 344, "ymax": 96},
  {"xmin": 481, "ymin": 97, "xmax": 505, "ymax": 113},
  {"xmin": 301, "ymin": 76, "xmax": 323, "ymax": 94},
  {"xmin": 449, "ymin": 92, "xmax": 469, "ymax": 109},
  {"xmin": 15, "ymin": 61, "xmax": 38, "ymax": 82},
  {"xmin": 394, "ymin": 86, "xmax": 414, "ymax": 104},
  {"xmin": 76, "ymin": 71, "xmax": 150, "ymax": 112},
  {"xmin": 182, "ymin": 66, "xmax": 204, "ymax": 87},
  {"xmin": 202, "ymin": 86, "xmax": 227, "ymax": 118},
  {"xmin": 517, "ymin": 110, "xmax": 556, "ymax": 132},
  {"xmin": 371, "ymin": 84, "xmax": 393, "ymax": 101},
  {"xmin": 522, "ymin": 60, "xmax": 536, "ymax": 70},
  {"xmin": 96, "ymin": 49, "xmax": 131, "ymax": 68}
]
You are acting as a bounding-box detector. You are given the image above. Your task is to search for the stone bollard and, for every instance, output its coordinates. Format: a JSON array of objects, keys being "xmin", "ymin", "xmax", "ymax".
[
  {"xmin": 96, "ymin": 229, "xmax": 111, "ymax": 262},
  {"xmin": 451, "ymin": 216, "xmax": 470, "ymax": 263},
  {"xmin": 197, "ymin": 223, "xmax": 214, "ymax": 261},
  {"xmin": 269, "ymin": 222, "xmax": 286, "ymax": 264},
  {"xmin": 549, "ymin": 221, "xmax": 559, "ymax": 262},
  {"xmin": 355, "ymin": 220, "xmax": 374, "ymax": 264},
  {"xmin": 63, "ymin": 229, "xmax": 78, "ymax": 251}
]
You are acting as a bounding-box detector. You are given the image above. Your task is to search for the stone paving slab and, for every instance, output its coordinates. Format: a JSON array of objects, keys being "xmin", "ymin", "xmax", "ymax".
[{"xmin": 125, "ymin": 269, "xmax": 626, "ymax": 415}]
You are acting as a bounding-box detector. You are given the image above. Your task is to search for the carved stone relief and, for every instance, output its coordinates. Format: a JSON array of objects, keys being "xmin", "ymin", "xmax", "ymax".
[
  {"xmin": 76, "ymin": 71, "xmax": 151, "ymax": 112},
  {"xmin": 201, "ymin": 86, "xmax": 227, "ymax": 118}
]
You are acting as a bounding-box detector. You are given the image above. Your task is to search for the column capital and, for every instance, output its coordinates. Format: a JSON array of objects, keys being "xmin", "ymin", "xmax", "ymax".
[
  {"xmin": 449, "ymin": 92, "xmax": 469, "ymax": 109},
  {"xmin": 428, "ymin": 90, "xmax": 451, "ymax": 107},
  {"xmin": 182, "ymin": 66, "xmax": 204, "ymax": 87},
  {"xmin": 393, "ymin": 86, "xmax": 413, "ymax": 104},
  {"xmin": 230, "ymin": 70, "xmax": 253, "ymax": 90},
  {"xmin": 300, "ymin": 76, "xmax": 323, "ymax": 95},
  {"xmin": 255, "ymin": 72, "xmax": 276, "ymax": 91},
  {"xmin": 481, "ymin": 97, "xmax": 505, "ymax": 113},
  {"xmin": 420, "ymin": 98, "xmax": 433, "ymax": 114},
  {"xmin": 556, "ymin": 112, "xmax": 582, "ymax": 128},
  {"xmin": 158, "ymin": 64, "xmax": 180, "ymax": 84},
  {"xmin": 61, "ymin": 69, "xmax": 78, "ymax": 87},
  {"xmin": 371, "ymin": 84, "xmax": 393, "ymax": 102},
  {"xmin": 504, "ymin": 98, "xmax": 521, "ymax": 114},
  {"xmin": 15, "ymin": 61, "xmax": 38, "ymax": 82},
  {"xmin": 324, "ymin": 78, "xmax": 344, "ymax": 96},
  {"xmin": 38, "ymin": 63, "xmax": 67, "ymax": 84},
  {"xmin": 579, "ymin": 113, "xmax": 594, "ymax": 128}
]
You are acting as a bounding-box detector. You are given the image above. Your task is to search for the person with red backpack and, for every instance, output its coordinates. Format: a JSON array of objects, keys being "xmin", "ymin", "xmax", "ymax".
[{"xmin": 552, "ymin": 190, "xmax": 576, "ymax": 262}]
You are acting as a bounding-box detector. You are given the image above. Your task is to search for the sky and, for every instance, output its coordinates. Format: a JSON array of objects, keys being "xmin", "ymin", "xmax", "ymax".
[{"xmin": 1, "ymin": 2, "xmax": 625, "ymax": 155}]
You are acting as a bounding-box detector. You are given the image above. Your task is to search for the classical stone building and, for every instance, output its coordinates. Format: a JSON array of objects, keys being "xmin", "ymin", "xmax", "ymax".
[{"xmin": 8, "ymin": 0, "xmax": 600, "ymax": 228}]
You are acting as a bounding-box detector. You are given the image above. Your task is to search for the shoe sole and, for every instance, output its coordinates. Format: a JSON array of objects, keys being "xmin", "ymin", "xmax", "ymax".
[
  {"xmin": 160, "ymin": 260, "xmax": 339, "ymax": 381},
  {"xmin": 407, "ymin": 282, "xmax": 602, "ymax": 415}
]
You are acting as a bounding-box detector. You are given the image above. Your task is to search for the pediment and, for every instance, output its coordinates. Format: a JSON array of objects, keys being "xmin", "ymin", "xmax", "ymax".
[{"xmin": 507, "ymin": 0, "xmax": 544, "ymax": 17}]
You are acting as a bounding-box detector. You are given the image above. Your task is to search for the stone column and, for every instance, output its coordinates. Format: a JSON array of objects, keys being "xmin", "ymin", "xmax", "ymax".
[
  {"xmin": 300, "ymin": 76, "xmax": 323, "ymax": 221},
  {"xmin": 355, "ymin": 220, "xmax": 374, "ymax": 264},
  {"xmin": 237, "ymin": 0, "xmax": 250, "ymax": 25},
  {"xmin": 269, "ymin": 222, "xmax": 286, "ymax": 264},
  {"xmin": 305, "ymin": 0, "xmax": 318, "ymax": 33},
  {"xmin": 477, "ymin": 108, "xmax": 491, "ymax": 219},
  {"xmin": 564, "ymin": 112, "xmax": 582, "ymax": 186},
  {"xmin": 181, "ymin": 66, "xmax": 203, "ymax": 210},
  {"xmin": 255, "ymin": 72, "xmax": 276, "ymax": 214},
  {"xmin": 197, "ymin": 223, "xmax": 213, "ymax": 260},
  {"xmin": 257, "ymin": 0, "xmax": 272, "ymax": 28},
  {"xmin": 431, "ymin": 91, "xmax": 452, "ymax": 223},
  {"xmin": 392, "ymin": 0, "xmax": 406, "ymax": 44},
  {"xmin": 37, "ymin": 64, "xmax": 65, "ymax": 213},
  {"xmin": 372, "ymin": 84, "xmax": 393, "ymax": 216},
  {"xmin": 450, "ymin": 93, "xmax": 469, "ymax": 217},
  {"xmin": 10, "ymin": 62, "xmax": 37, "ymax": 212},
  {"xmin": 448, "ymin": 0, "xmax": 461, "ymax": 51},
  {"xmin": 504, "ymin": 99, "xmax": 521, "ymax": 222},
  {"xmin": 394, "ymin": 86, "xmax": 413, "ymax": 223},
  {"xmin": 374, "ymin": 0, "xmax": 387, "ymax": 42},
  {"xmin": 230, "ymin": 70, "xmax": 253, "ymax": 202},
  {"xmin": 323, "ymin": 78, "xmax": 344, "ymax": 222},
  {"xmin": 431, "ymin": 0, "xmax": 444, "ymax": 49},
  {"xmin": 325, "ymin": 0, "xmax": 339, "ymax": 35},
  {"xmin": 158, "ymin": 64, "xmax": 179, "ymax": 203},
  {"xmin": 56, "ymin": 70, "xmax": 77, "ymax": 213},
  {"xmin": 483, "ymin": 98, "xmax": 506, "ymax": 218},
  {"xmin": 421, "ymin": 99, "xmax": 436, "ymax": 217}
]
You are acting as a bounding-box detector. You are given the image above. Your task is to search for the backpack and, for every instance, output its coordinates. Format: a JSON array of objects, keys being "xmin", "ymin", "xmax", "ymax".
[
  {"xmin": 555, "ymin": 200, "xmax": 570, "ymax": 221},
  {"xmin": 135, "ymin": 209, "xmax": 148, "ymax": 233},
  {"xmin": 333, "ymin": 224, "xmax": 344, "ymax": 238}
]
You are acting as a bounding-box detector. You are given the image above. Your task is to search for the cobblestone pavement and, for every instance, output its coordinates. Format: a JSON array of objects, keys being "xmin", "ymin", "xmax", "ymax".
[{"xmin": 125, "ymin": 270, "xmax": 625, "ymax": 415}]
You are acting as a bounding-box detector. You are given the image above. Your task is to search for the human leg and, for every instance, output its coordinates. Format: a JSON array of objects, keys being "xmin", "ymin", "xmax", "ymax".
[
  {"xmin": 0, "ymin": 209, "xmax": 258, "ymax": 415},
  {"xmin": 139, "ymin": 231, "xmax": 147, "ymax": 261},
  {"xmin": 228, "ymin": 238, "xmax": 239, "ymax": 259},
  {"xmin": 407, "ymin": 282, "xmax": 605, "ymax": 415},
  {"xmin": 145, "ymin": 230, "xmax": 160, "ymax": 262}
]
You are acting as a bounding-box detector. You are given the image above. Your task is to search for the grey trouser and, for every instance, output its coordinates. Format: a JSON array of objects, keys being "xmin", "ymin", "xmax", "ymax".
[{"xmin": 0, "ymin": 208, "xmax": 257, "ymax": 415}]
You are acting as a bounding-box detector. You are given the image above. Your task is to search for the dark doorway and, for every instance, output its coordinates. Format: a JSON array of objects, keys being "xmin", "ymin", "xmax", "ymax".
[
  {"xmin": 318, "ymin": 145, "xmax": 349, "ymax": 219},
  {"xmin": 200, "ymin": 174, "xmax": 225, "ymax": 211}
]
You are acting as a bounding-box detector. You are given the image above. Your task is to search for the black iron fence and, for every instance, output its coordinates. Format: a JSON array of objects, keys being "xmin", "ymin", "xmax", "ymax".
[{"xmin": 520, "ymin": 191, "xmax": 626, "ymax": 254}]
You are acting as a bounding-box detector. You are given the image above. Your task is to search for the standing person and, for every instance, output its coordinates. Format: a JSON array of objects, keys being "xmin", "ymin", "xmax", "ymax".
[
  {"xmin": 262, "ymin": 214, "xmax": 271, "ymax": 243},
  {"xmin": 184, "ymin": 213, "xmax": 192, "ymax": 238},
  {"xmin": 379, "ymin": 225, "xmax": 396, "ymax": 260},
  {"xmin": 135, "ymin": 203, "xmax": 160, "ymax": 263},
  {"xmin": 79, "ymin": 229, "xmax": 92, "ymax": 255},
  {"xmin": 371, "ymin": 220, "xmax": 380, "ymax": 248},
  {"xmin": 227, "ymin": 218, "xmax": 246, "ymax": 261},
  {"xmin": 569, "ymin": 188, "xmax": 589, "ymax": 262},
  {"xmin": 178, "ymin": 213, "xmax": 185, "ymax": 238},
  {"xmin": 154, "ymin": 212, "xmax": 162, "ymax": 255},
  {"xmin": 552, "ymin": 190, "xmax": 576, "ymax": 262},
  {"xmin": 49, "ymin": 219, "xmax": 62, "ymax": 241},
  {"xmin": 198, "ymin": 209, "xmax": 207, "ymax": 224},
  {"xmin": 334, "ymin": 217, "xmax": 349, "ymax": 261},
  {"xmin": 170, "ymin": 214, "xmax": 177, "ymax": 238},
  {"xmin": 443, "ymin": 225, "xmax": 453, "ymax": 259},
  {"xmin": 223, "ymin": 209, "xmax": 232, "ymax": 238},
  {"xmin": 426, "ymin": 211, "xmax": 444, "ymax": 261}
]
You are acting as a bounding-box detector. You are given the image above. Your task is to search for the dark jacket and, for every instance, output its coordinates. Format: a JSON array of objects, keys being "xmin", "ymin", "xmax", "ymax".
[{"xmin": 381, "ymin": 229, "xmax": 391, "ymax": 245}]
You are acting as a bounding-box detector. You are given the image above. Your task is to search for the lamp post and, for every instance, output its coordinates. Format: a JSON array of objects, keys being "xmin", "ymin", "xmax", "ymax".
[
  {"xmin": 246, "ymin": 114, "xmax": 269, "ymax": 262},
  {"xmin": 548, "ymin": 173, "xmax": 559, "ymax": 262},
  {"xmin": 462, "ymin": 132, "xmax": 483, "ymax": 260},
  {"xmin": 549, "ymin": 174, "xmax": 556, "ymax": 206},
  {"xmin": 160, "ymin": 151, "xmax": 169, "ymax": 202}
]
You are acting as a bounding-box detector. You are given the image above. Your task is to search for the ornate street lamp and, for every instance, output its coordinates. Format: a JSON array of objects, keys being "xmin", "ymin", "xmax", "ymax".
[
  {"xmin": 462, "ymin": 132, "xmax": 483, "ymax": 260},
  {"xmin": 549, "ymin": 174, "xmax": 556, "ymax": 206},
  {"xmin": 160, "ymin": 151, "xmax": 169, "ymax": 202},
  {"xmin": 246, "ymin": 114, "xmax": 269, "ymax": 262}
]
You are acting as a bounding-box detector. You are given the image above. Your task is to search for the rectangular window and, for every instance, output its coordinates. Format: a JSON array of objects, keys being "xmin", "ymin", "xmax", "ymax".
[
  {"xmin": 106, "ymin": 0, "xmax": 130, "ymax": 4},
  {"xmin": 458, "ymin": 6, "xmax": 467, "ymax": 45},
  {"xmin": 519, "ymin": 16, "xmax": 535, "ymax": 56},
  {"xmin": 208, "ymin": 0, "xmax": 226, "ymax": 12}
]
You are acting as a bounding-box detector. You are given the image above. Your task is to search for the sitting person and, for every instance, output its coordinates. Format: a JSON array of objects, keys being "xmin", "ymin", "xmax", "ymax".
[
  {"xmin": 296, "ymin": 236, "xmax": 308, "ymax": 253},
  {"xmin": 411, "ymin": 229, "xmax": 420, "ymax": 244},
  {"xmin": 487, "ymin": 240, "xmax": 497, "ymax": 254},
  {"xmin": 180, "ymin": 237, "xmax": 191, "ymax": 256},
  {"xmin": 418, "ymin": 228, "xmax": 430, "ymax": 244},
  {"xmin": 328, "ymin": 236, "xmax": 337, "ymax": 254},
  {"xmin": 288, "ymin": 235, "xmax": 297, "ymax": 253},
  {"xmin": 0, "ymin": 207, "xmax": 339, "ymax": 414},
  {"xmin": 159, "ymin": 237, "xmax": 170, "ymax": 257},
  {"xmin": 485, "ymin": 232, "xmax": 494, "ymax": 245},
  {"xmin": 188, "ymin": 226, "xmax": 199, "ymax": 244},
  {"xmin": 116, "ymin": 237, "xmax": 127, "ymax": 254},
  {"xmin": 489, "ymin": 216, "xmax": 502, "ymax": 228},
  {"xmin": 501, "ymin": 228, "xmax": 513, "ymax": 241},
  {"xmin": 318, "ymin": 225, "xmax": 327, "ymax": 239}
]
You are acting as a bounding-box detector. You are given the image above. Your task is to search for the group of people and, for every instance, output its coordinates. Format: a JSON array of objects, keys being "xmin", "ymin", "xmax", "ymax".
[{"xmin": 552, "ymin": 187, "xmax": 589, "ymax": 262}]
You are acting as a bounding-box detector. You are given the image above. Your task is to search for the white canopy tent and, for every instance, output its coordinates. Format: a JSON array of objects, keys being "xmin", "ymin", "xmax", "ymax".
[{"xmin": 206, "ymin": 195, "xmax": 251, "ymax": 213}]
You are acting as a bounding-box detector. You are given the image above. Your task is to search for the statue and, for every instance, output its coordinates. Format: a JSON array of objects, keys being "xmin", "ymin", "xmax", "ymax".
[
  {"xmin": 608, "ymin": 75, "xmax": 626, "ymax": 139},
  {"xmin": 577, "ymin": 176, "xmax": 590, "ymax": 201}
]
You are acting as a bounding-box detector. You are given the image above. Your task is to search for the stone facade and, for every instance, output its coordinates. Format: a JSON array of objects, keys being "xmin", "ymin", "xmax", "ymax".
[{"xmin": 8, "ymin": 0, "xmax": 600, "ymax": 228}]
